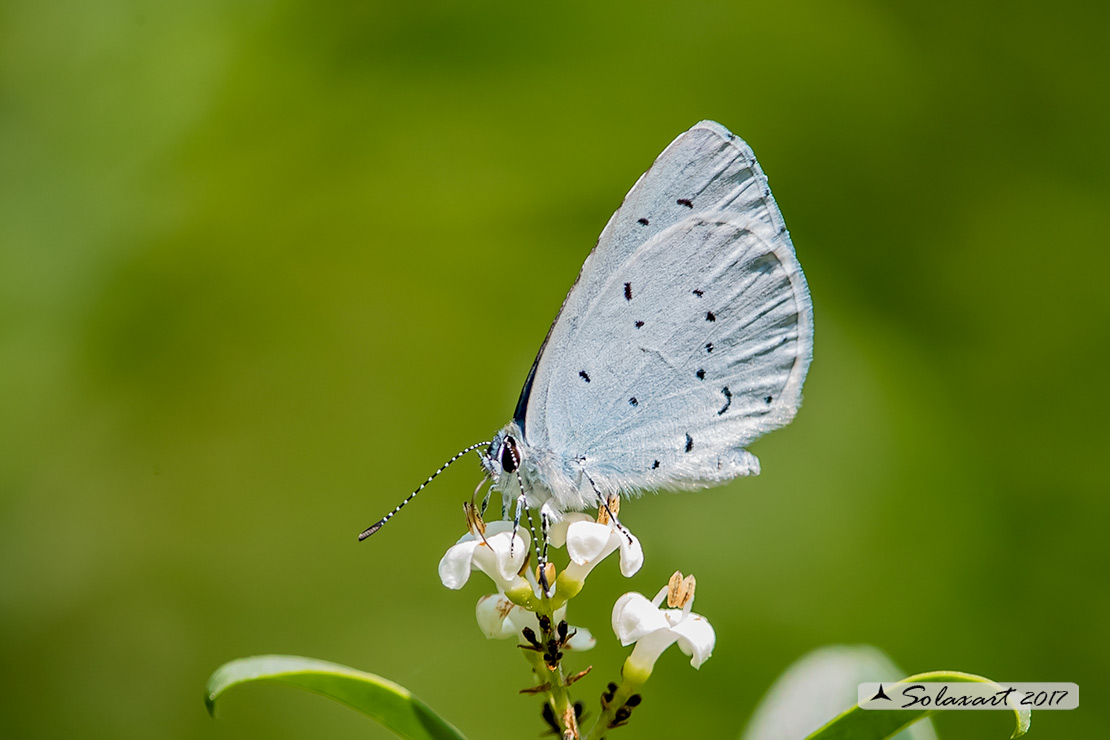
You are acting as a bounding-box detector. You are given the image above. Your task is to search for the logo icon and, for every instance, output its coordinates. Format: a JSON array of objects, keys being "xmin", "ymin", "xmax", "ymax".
[{"xmin": 870, "ymin": 684, "xmax": 891, "ymax": 702}]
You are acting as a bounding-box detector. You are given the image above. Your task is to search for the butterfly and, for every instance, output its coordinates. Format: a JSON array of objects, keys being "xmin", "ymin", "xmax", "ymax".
[{"xmin": 360, "ymin": 121, "xmax": 813, "ymax": 572}]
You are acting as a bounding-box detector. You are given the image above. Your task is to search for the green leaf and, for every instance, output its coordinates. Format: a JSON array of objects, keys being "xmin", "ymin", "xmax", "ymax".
[
  {"xmin": 205, "ymin": 655, "xmax": 469, "ymax": 740},
  {"xmin": 742, "ymin": 645, "xmax": 937, "ymax": 740},
  {"xmin": 805, "ymin": 670, "xmax": 1031, "ymax": 740}
]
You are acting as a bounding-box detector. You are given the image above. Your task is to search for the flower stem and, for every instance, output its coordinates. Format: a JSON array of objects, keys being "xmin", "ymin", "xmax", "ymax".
[
  {"xmin": 521, "ymin": 599, "xmax": 580, "ymax": 739},
  {"xmin": 583, "ymin": 670, "xmax": 642, "ymax": 740}
]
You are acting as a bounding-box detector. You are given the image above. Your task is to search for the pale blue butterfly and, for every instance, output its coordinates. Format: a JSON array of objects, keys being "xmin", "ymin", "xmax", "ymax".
[{"xmin": 360, "ymin": 121, "xmax": 813, "ymax": 577}]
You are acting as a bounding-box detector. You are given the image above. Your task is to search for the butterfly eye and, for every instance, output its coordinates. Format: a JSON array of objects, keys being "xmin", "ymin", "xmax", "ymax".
[{"xmin": 501, "ymin": 436, "xmax": 520, "ymax": 473}]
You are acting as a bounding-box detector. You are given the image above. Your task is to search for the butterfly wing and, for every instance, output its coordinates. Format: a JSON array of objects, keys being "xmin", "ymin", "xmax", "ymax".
[{"xmin": 518, "ymin": 121, "xmax": 813, "ymax": 501}]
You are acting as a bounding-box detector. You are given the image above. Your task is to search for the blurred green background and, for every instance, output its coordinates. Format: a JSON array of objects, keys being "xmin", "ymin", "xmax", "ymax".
[{"xmin": 2, "ymin": 1, "xmax": 1107, "ymax": 738}]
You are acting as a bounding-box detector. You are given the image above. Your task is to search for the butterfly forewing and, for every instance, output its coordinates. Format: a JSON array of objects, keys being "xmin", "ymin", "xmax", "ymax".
[{"xmin": 517, "ymin": 122, "xmax": 778, "ymax": 435}]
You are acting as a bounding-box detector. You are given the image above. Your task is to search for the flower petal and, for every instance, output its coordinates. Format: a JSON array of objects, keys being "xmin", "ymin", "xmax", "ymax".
[
  {"xmin": 475, "ymin": 594, "xmax": 521, "ymax": 639},
  {"xmin": 469, "ymin": 533, "xmax": 522, "ymax": 588},
  {"xmin": 626, "ymin": 628, "xmax": 681, "ymax": 677},
  {"xmin": 612, "ymin": 592, "xmax": 671, "ymax": 646},
  {"xmin": 548, "ymin": 513, "xmax": 594, "ymax": 549},
  {"xmin": 439, "ymin": 521, "xmax": 530, "ymax": 591},
  {"xmin": 438, "ymin": 540, "xmax": 478, "ymax": 590},
  {"xmin": 565, "ymin": 625, "xmax": 596, "ymax": 651},
  {"xmin": 617, "ymin": 530, "xmax": 644, "ymax": 577},
  {"xmin": 565, "ymin": 521, "xmax": 616, "ymax": 565},
  {"xmin": 672, "ymin": 614, "xmax": 716, "ymax": 668}
]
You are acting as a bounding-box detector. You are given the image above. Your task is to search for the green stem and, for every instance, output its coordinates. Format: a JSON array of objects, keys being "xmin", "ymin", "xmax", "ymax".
[
  {"xmin": 583, "ymin": 666, "xmax": 643, "ymax": 740},
  {"xmin": 517, "ymin": 591, "xmax": 581, "ymax": 739},
  {"xmin": 543, "ymin": 601, "xmax": 580, "ymax": 738}
]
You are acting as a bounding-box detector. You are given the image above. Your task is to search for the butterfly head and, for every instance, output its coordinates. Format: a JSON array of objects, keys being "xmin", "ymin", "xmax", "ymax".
[{"xmin": 482, "ymin": 424, "xmax": 524, "ymax": 482}]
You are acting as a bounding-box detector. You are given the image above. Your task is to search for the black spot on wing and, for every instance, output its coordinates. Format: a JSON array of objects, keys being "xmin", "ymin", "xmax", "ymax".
[
  {"xmin": 718, "ymin": 386, "xmax": 732, "ymax": 415},
  {"xmin": 705, "ymin": 311, "xmax": 716, "ymax": 322},
  {"xmin": 628, "ymin": 397, "xmax": 638, "ymax": 407},
  {"xmin": 684, "ymin": 433, "xmax": 693, "ymax": 452},
  {"xmin": 677, "ymin": 198, "xmax": 693, "ymax": 208},
  {"xmin": 695, "ymin": 368, "xmax": 705, "ymax": 380},
  {"xmin": 624, "ymin": 282, "xmax": 632, "ymax": 301},
  {"xmin": 637, "ymin": 217, "xmax": 649, "ymax": 226},
  {"xmin": 579, "ymin": 371, "xmax": 591, "ymax": 383}
]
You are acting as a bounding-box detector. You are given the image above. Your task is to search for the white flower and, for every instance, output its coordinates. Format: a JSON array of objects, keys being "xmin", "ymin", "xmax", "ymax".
[
  {"xmin": 475, "ymin": 594, "xmax": 596, "ymax": 650},
  {"xmin": 612, "ymin": 574, "xmax": 715, "ymax": 682},
  {"xmin": 550, "ymin": 513, "xmax": 644, "ymax": 584},
  {"xmin": 438, "ymin": 521, "xmax": 529, "ymax": 592}
]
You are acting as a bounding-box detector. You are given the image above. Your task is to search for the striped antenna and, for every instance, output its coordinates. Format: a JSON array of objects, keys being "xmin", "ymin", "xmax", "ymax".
[{"xmin": 358, "ymin": 441, "xmax": 491, "ymax": 541}]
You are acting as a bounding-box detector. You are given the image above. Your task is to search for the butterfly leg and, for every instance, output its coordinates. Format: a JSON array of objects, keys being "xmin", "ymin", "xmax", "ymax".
[
  {"xmin": 582, "ymin": 468, "xmax": 635, "ymax": 546},
  {"xmin": 539, "ymin": 510, "xmax": 552, "ymax": 594},
  {"xmin": 525, "ymin": 507, "xmax": 551, "ymax": 595},
  {"xmin": 510, "ymin": 489, "xmax": 526, "ymax": 557},
  {"xmin": 471, "ymin": 474, "xmax": 492, "ymax": 517},
  {"xmin": 474, "ymin": 477, "xmax": 493, "ymax": 518},
  {"xmin": 598, "ymin": 494, "xmax": 634, "ymax": 544},
  {"xmin": 479, "ymin": 487, "xmax": 492, "ymax": 517},
  {"xmin": 509, "ymin": 469, "xmax": 550, "ymax": 595},
  {"xmin": 540, "ymin": 510, "xmax": 551, "ymax": 566}
]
